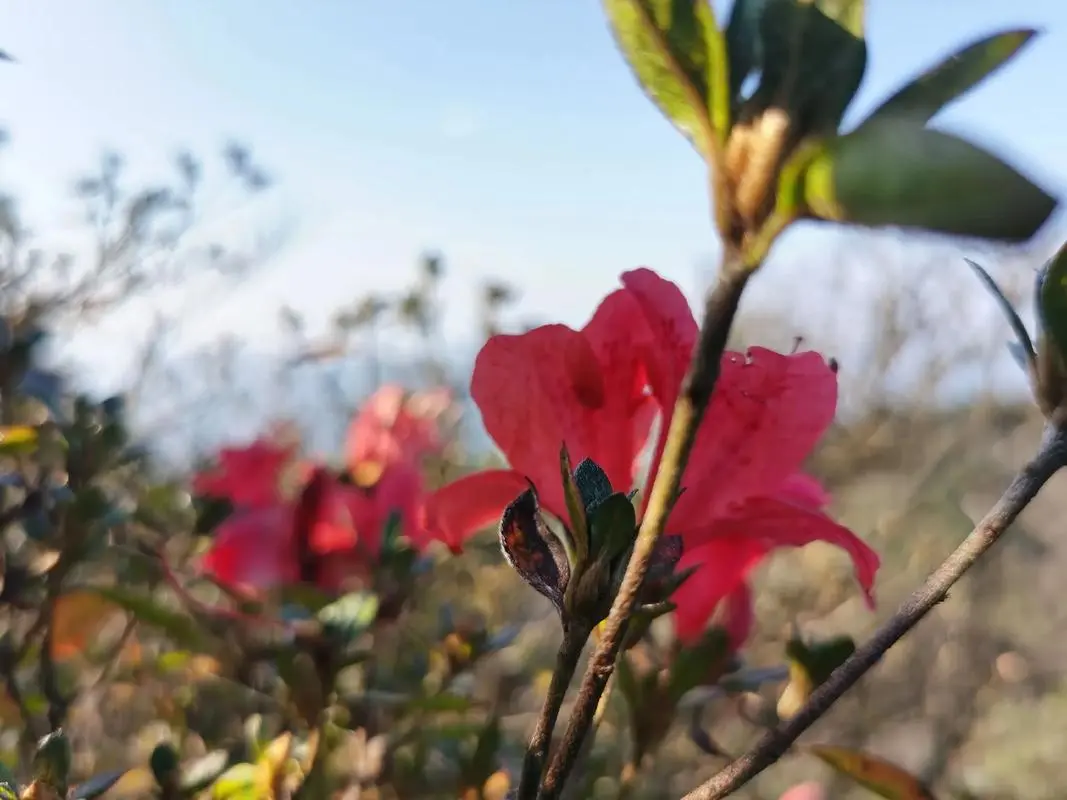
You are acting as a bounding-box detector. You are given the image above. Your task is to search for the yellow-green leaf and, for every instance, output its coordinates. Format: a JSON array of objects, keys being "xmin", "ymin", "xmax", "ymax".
[
  {"xmin": 803, "ymin": 119, "xmax": 1056, "ymax": 242},
  {"xmin": 0, "ymin": 426, "xmax": 37, "ymax": 456},
  {"xmin": 809, "ymin": 745, "xmax": 937, "ymax": 799},
  {"xmin": 777, "ymin": 634, "xmax": 854, "ymax": 720},
  {"xmin": 603, "ymin": 0, "xmax": 729, "ymax": 157},
  {"xmin": 860, "ymin": 28, "xmax": 1038, "ymax": 129},
  {"xmin": 210, "ymin": 763, "xmax": 261, "ymax": 800}
]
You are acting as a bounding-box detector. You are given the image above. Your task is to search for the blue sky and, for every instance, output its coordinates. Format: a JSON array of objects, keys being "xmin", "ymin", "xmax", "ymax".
[{"xmin": 2, "ymin": 0, "xmax": 1067, "ymax": 393}]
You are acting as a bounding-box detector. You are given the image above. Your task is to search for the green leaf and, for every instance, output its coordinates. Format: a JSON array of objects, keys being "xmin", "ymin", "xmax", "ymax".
[
  {"xmin": 803, "ymin": 119, "xmax": 1057, "ymax": 241},
  {"xmin": 1038, "ymin": 240, "xmax": 1067, "ymax": 374},
  {"xmin": 667, "ymin": 627, "xmax": 731, "ymax": 703},
  {"xmin": 724, "ymin": 0, "xmax": 770, "ymax": 102},
  {"xmin": 751, "ymin": 0, "xmax": 866, "ymax": 132},
  {"xmin": 603, "ymin": 0, "xmax": 729, "ymax": 157},
  {"xmin": 964, "ymin": 258, "xmax": 1035, "ymax": 370},
  {"xmin": 778, "ymin": 634, "xmax": 855, "ymax": 719},
  {"xmin": 587, "ymin": 492, "xmax": 638, "ymax": 562},
  {"xmin": 860, "ymin": 28, "xmax": 1038, "ymax": 129},
  {"xmin": 70, "ymin": 769, "xmax": 128, "ymax": 799},
  {"xmin": 316, "ymin": 591, "xmax": 379, "ymax": 644},
  {"xmin": 559, "ymin": 446, "xmax": 588, "ymax": 568},
  {"xmin": 91, "ymin": 586, "xmax": 212, "ymax": 653},
  {"xmin": 32, "ymin": 729, "xmax": 72, "ymax": 792}
]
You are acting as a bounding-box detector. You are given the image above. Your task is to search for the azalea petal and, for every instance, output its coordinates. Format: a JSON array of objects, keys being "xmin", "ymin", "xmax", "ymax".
[
  {"xmin": 346, "ymin": 384, "xmax": 447, "ymax": 469},
  {"xmin": 471, "ymin": 325, "xmax": 609, "ymax": 513},
  {"xmin": 424, "ymin": 470, "xmax": 536, "ymax": 552},
  {"xmin": 193, "ymin": 438, "xmax": 293, "ymax": 509},
  {"xmin": 200, "ymin": 506, "xmax": 298, "ymax": 591},
  {"xmin": 671, "ymin": 537, "xmax": 767, "ymax": 644},
  {"xmin": 681, "ymin": 494, "xmax": 880, "ymax": 608},
  {"xmin": 618, "ymin": 268, "xmax": 698, "ymax": 412},
  {"xmin": 720, "ymin": 582, "xmax": 755, "ymax": 648},
  {"xmin": 580, "ymin": 288, "xmax": 659, "ymax": 490},
  {"xmin": 779, "ymin": 473, "xmax": 831, "ymax": 508},
  {"xmin": 674, "ymin": 348, "xmax": 838, "ymax": 523},
  {"xmin": 617, "ymin": 269, "xmax": 699, "ymax": 510}
]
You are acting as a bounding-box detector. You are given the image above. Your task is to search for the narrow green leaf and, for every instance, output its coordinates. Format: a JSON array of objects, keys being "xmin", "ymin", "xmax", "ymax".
[
  {"xmin": 1038, "ymin": 241, "xmax": 1067, "ymax": 374},
  {"xmin": 92, "ymin": 586, "xmax": 211, "ymax": 653},
  {"xmin": 603, "ymin": 0, "xmax": 729, "ymax": 157},
  {"xmin": 964, "ymin": 259, "xmax": 1036, "ymax": 369},
  {"xmin": 860, "ymin": 28, "xmax": 1039, "ymax": 129},
  {"xmin": 803, "ymin": 119, "xmax": 1056, "ymax": 242},
  {"xmin": 559, "ymin": 445, "xmax": 588, "ymax": 568},
  {"xmin": 667, "ymin": 627, "xmax": 731, "ymax": 703},
  {"xmin": 751, "ymin": 0, "xmax": 866, "ymax": 132}
]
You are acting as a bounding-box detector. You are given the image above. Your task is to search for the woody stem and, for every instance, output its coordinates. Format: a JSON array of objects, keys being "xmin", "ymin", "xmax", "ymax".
[
  {"xmin": 517, "ymin": 621, "xmax": 591, "ymax": 799},
  {"xmin": 536, "ymin": 251, "xmax": 752, "ymax": 800},
  {"xmin": 680, "ymin": 423, "xmax": 1067, "ymax": 800}
]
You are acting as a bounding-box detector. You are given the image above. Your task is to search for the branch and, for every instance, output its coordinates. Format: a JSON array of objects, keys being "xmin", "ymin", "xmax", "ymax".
[
  {"xmin": 537, "ymin": 253, "xmax": 752, "ymax": 799},
  {"xmin": 517, "ymin": 622, "xmax": 590, "ymax": 798},
  {"xmin": 681, "ymin": 423, "xmax": 1067, "ymax": 800}
]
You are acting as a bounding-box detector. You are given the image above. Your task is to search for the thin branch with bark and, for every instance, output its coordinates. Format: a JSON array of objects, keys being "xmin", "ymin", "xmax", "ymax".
[{"xmin": 535, "ymin": 252, "xmax": 752, "ymax": 799}]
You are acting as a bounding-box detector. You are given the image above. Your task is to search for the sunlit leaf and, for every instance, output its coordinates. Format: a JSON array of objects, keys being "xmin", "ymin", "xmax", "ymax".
[
  {"xmin": 603, "ymin": 0, "xmax": 729, "ymax": 157},
  {"xmin": 803, "ymin": 119, "xmax": 1056, "ymax": 241},
  {"xmin": 0, "ymin": 426, "xmax": 37, "ymax": 456},
  {"xmin": 49, "ymin": 592, "xmax": 125, "ymax": 661},
  {"xmin": 860, "ymin": 28, "xmax": 1038, "ymax": 128},
  {"xmin": 809, "ymin": 745, "xmax": 938, "ymax": 799},
  {"xmin": 209, "ymin": 762, "xmax": 260, "ymax": 799},
  {"xmin": 777, "ymin": 634, "xmax": 855, "ymax": 720},
  {"xmin": 317, "ymin": 591, "xmax": 379, "ymax": 645}
]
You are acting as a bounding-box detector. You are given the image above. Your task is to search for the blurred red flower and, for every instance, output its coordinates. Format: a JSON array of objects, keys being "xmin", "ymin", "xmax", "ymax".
[
  {"xmin": 425, "ymin": 268, "xmax": 879, "ymax": 645},
  {"xmin": 197, "ymin": 385, "xmax": 453, "ymax": 595}
]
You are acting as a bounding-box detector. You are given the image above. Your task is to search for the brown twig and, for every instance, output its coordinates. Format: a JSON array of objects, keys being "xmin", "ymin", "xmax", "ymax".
[
  {"xmin": 517, "ymin": 622, "xmax": 590, "ymax": 799},
  {"xmin": 537, "ymin": 254, "xmax": 752, "ymax": 799},
  {"xmin": 681, "ymin": 423, "xmax": 1067, "ymax": 800}
]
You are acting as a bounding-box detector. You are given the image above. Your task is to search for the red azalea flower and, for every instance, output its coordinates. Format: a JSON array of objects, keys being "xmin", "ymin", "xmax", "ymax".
[
  {"xmin": 193, "ymin": 437, "xmax": 295, "ymax": 509},
  {"xmin": 346, "ymin": 384, "xmax": 451, "ymax": 470},
  {"xmin": 199, "ymin": 387, "xmax": 448, "ymax": 594},
  {"xmin": 425, "ymin": 268, "xmax": 879, "ymax": 645}
]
